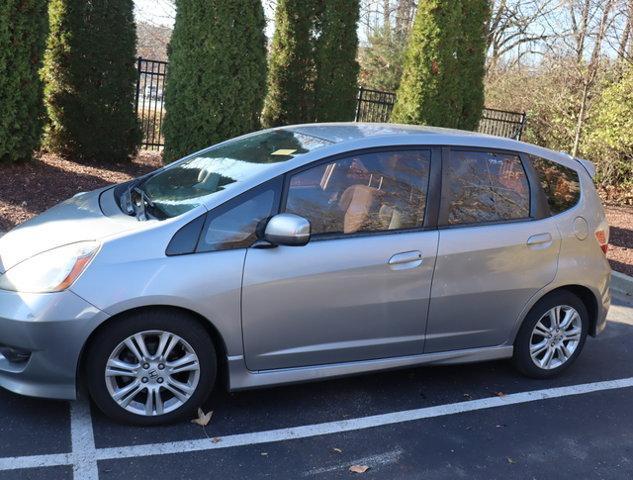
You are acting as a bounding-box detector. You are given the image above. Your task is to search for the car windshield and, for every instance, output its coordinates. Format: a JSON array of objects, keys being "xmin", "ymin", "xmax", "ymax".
[{"xmin": 127, "ymin": 129, "xmax": 332, "ymax": 219}]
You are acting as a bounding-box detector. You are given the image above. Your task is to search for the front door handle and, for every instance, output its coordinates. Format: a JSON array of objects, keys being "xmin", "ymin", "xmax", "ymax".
[
  {"xmin": 527, "ymin": 232, "xmax": 553, "ymax": 249},
  {"xmin": 388, "ymin": 250, "xmax": 423, "ymax": 269}
]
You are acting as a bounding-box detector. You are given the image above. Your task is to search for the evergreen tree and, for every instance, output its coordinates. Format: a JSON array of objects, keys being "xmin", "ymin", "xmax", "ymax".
[
  {"xmin": 391, "ymin": 0, "xmax": 463, "ymax": 128},
  {"xmin": 42, "ymin": 0, "xmax": 141, "ymax": 163},
  {"xmin": 261, "ymin": 0, "xmax": 318, "ymax": 128},
  {"xmin": 313, "ymin": 0, "xmax": 361, "ymax": 122},
  {"xmin": 458, "ymin": 0, "xmax": 490, "ymax": 131},
  {"xmin": 359, "ymin": 26, "xmax": 408, "ymax": 92},
  {"xmin": 163, "ymin": 1, "xmax": 267, "ymax": 163},
  {"xmin": 0, "ymin": 0, "xmax": 48, "ymax": 163}
]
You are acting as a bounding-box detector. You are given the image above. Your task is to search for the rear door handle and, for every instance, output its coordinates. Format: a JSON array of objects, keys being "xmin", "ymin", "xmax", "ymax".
[
  {"xmin": 388, "ymin": 250, "xmax": 423, "ymax": 269},
  {"xmin": 527, "ymin": 233, "xmax": 553, "ymax": 249}
]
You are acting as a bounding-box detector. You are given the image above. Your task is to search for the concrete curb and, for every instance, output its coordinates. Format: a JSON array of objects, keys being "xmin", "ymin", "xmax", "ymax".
[{"xmin": 612, "ymin": 271, "xmax": 633, "ymax": 297}]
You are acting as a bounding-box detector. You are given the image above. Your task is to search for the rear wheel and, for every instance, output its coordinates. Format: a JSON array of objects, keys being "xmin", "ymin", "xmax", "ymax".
[
  {"xmin": 86, "ymin": 310, "xmax": 216, "ymax": 425},
  {"xmin": 513, "ymin": 291, "xmax": 588, "ymax": 378}
]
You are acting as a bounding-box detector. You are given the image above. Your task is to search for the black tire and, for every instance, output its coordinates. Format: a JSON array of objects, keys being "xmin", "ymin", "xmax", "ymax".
[
  {"xmin": 85, "ymin": 309, "xmax": 216, "ymax": 426},
  {"xmin": 513, "ymin": 291, "xmax": 589, "ymax": 379}
]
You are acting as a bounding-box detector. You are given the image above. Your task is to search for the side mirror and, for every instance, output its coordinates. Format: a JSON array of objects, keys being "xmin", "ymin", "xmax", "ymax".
[{"xmin": 264, "ymin": 213, "xmax": 311, "ymax": 246}]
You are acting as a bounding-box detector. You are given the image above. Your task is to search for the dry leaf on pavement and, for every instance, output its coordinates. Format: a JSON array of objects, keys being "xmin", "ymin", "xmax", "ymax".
[
  {"xmin": 191, "ymin": 408, "xmax": 213, "ymax": 426},
  {"xmin": 349, "ymin": 465, "xmax": 370, "ymax": 474}
]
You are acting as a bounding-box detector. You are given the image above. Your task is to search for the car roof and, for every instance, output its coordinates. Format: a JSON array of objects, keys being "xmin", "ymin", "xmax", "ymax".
[
  {"xmin": 287, "ymin": 122, "xmax": 483, "ymax": 144},
  {"xmin": 282, "ymin": 122, "xmax": 583, "ymax": 171}
]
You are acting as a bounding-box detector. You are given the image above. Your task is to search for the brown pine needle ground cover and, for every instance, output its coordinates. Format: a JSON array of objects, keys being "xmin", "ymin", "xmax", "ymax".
[
  {"xmin": 0, "ymin": 152, "xmax": 161, "ymax": 232},
  {"xmin": 0, "ymin": 152, "xmax": 632, "ymax": 277}
]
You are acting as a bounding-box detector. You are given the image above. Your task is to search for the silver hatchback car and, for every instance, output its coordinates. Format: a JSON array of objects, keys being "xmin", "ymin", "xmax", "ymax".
[{"xmin": 0, "ymin": 124, "xmax": 611, "ymax": 424}]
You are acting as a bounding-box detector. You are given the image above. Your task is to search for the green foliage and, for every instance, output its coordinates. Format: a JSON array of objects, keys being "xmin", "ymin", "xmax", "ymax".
[
  {"xmin": 263, "ymin": 0, "xmax": 361, "ymax": 127},
  {"xmin": 163, "ymin": 1, "xmax": 267, "ymax": 163},
  {"xmin": 587, "ymin": 68, "xmax": 633, "ymax": 187},
  {"xmin": 358, "ymin": 27, "xmax": 408, "ymax": 92},
  {"xmin": 391, "ymin": 0, "xmax": 463, "ymax": 128},
  {"xmin": 313, "ymin": 0, "xmax": 360, "ymax": 122},
  {"xmin": 0, "ymin": 0, "xmax": 48, "ymax": 163},
  {"xmin": 262, "ymin": 0, "xmax": 319, "ymax": 128},
  {"xmin": 457, "ymin": 0, "xmax": 490, "ymax": 131},
  {"xmin": 42, "ymin": 0, "xmax": 141, "ymax": 163}
]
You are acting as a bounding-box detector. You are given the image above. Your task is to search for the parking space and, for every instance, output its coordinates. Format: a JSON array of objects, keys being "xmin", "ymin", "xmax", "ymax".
[{"xmin": 0, "ymin": 292, "xmax": 632, "ymax": 479}]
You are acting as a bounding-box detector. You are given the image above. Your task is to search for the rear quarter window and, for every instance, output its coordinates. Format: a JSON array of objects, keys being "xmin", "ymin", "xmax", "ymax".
[{"xmin": 530, "ymin": 155, "xmax": 580, "ymax": 215}]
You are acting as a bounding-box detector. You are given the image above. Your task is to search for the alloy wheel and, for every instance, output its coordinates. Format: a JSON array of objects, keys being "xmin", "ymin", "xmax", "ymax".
[
  {"xmin": 104, "ymin": 330, "xmax": 201, "ymax": 416},
  {"xmin": 529, "ymin": 305, "xmax": 582, "ymax": 370}
]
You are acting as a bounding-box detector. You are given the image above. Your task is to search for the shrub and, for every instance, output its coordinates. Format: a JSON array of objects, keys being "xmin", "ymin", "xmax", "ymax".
[
  {"xmin": 163, "ymin": 1, "xmax": 267, "ymax": 163},
  {"xmin": 313, "ymin": 0, "xmax": 360, "ymax": 122},
  {"xmin": 261, "ymin": 0, "xmax": 319, "ymax": 128},
  {"xmin": 0, "ymin": 0, "xmax": 48, "ymax": 163},
  {"xmin": 457, "ymin": 0, "xmax": 490, "ymax": 131},
  {"xmin": 42, "ymin": 0, "xmax": 141, "ymax": 163},
  {"xmin": 586, "ymin": 67, "xmax": 633, "ymax": 188},
  {"xmin": 391, "ymin": 0, "xmax": 462, "ymax": 128}
]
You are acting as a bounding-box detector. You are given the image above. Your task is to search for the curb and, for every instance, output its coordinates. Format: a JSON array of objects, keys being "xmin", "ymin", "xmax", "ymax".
[{"xmin": 612, "ymin": 271, "xmax": 633, "ymax": 297}]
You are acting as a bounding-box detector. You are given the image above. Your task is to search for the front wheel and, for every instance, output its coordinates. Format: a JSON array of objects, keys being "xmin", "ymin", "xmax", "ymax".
[
  {"xmin": 513, "ymin": 291, "xmax": 588, "ymax": 378},
  {"xmin": 85, "ymin": 310, "xmax": 216, "ymax": 425}
]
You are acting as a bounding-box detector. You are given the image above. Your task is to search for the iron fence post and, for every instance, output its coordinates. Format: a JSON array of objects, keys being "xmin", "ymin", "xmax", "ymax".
[
  {"xmin": 354, "ymin": 86, "xmax": 364, "ymax": 122},
  {"xmin": 135, "ymin": 57, "xmax": 142, "ymax": 116}
]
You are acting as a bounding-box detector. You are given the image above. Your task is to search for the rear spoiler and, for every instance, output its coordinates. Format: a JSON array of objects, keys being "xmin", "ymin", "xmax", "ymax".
[{"xmin": 575, "ymin": 158, "xmax": 596, "ymax": 179}]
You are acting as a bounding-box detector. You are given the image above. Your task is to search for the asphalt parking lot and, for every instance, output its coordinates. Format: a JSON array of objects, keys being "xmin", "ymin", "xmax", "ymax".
[{"xmin": 0, "ymin": 292, "xmax": 632, "ymax": 480}]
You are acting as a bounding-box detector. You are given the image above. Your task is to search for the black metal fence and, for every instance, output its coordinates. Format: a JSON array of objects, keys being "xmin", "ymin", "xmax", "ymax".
[
  {"xmin": 135, "ymin": 58, "xmax": 168, "ymax": 150},
  {"xmin": 134, "ymin": 58, "xmax": 527, "ymax": 149},
  {"xmin": 355, "ymin": 86, "xmax": 526, "ymax": 140}
]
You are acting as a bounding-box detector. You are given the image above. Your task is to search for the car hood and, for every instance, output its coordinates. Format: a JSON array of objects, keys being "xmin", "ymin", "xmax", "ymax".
[{"xmin": 0, "ymin": 189, "xmax": 137, "ymax": 274}]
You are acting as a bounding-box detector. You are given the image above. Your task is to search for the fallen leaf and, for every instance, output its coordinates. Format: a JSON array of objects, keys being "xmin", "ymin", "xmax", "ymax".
[
  {"xmin": 191, "ymin": 408, "xmax": 213, "ymax": 426},
  {"xmin": 349, "ymin": 465, "xmax": 370, "ymax": 474},
  {"xmin": 333, "ymin": 448, "xmax": 343, "ymax": 453},
  {"xmin": 212, "ymin": 437, "xmax": 221, "ymax": 443},
  {"xmin": 495, "ymin": 391, "xmax": 506, "ymax": 397}
]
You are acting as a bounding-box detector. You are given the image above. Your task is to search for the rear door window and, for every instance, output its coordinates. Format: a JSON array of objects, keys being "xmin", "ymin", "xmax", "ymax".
[
  {"xmin": 530, "ymin": 155, "xmax": 580, "ymax": 215},
  {"xmin": 443, "ymin": 150, "xmax": 530, "ymax": 226}
]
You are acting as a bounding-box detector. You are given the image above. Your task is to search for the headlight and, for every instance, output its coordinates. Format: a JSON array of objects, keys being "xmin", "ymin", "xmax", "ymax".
[{"xmin": 0, "ymin": 241, "xmax": 99, "ymax": 293}]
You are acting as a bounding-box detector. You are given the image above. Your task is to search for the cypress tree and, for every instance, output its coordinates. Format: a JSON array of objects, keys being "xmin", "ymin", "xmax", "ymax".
[
  {"xmin": 458, "ymin": 0, "xmax": 490, "ymax": 131},
  {"xmin": 0, "ymin": 0, "xmax": 48, "ymax": 163},
  {"xmin": 261, "ymin": 0, "xmax": 318, "ymax": 128},
  {"xmin": 42, "ymin": 0, "xmax": 140, "ymax": 163},
  {"xmin": 163, "ymin": 1, "xmax": 267, "ymax": 163},
  {"xmin": 313, "ymin": 0, "xmax": 361, "ymax": 122},
  {"xmin": 391, "ymin": 0, "xmax": 463, "ymax": 128}
]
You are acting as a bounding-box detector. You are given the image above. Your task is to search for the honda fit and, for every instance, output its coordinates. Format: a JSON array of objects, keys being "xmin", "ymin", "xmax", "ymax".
[{"xmin": 0, "ymin": 124, "xmax": 611, "ymax": 425}]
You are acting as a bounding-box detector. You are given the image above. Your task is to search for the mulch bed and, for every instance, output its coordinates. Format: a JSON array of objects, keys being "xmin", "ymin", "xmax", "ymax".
[
  {"xmin": 1, "ymin": 153, "xmax": 632, "ymax": 277},
  {"xmin": 605, "ymin": 204, "xmax": 633, "ymax": 277},
  {"xmin": 0, "ymin": 152, "xmax": 161, "ymax": 232}
]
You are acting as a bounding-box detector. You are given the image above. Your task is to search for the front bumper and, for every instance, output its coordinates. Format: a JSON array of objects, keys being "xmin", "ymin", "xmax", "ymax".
[{"xmin": 0, "ymin": 289, "xmax": 108, "ymax": 400}]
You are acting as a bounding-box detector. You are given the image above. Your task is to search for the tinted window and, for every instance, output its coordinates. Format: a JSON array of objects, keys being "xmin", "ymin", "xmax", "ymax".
[
  {"xmin": 445, "ymin": 150, "xmax": 530, "ymax": 225},
  {"xmin": 198, "ymin": 182, "xmax": 280, "ymax": 252},
  {"xmin": 285, "ymin": 150, "xmax": 430, "ymax": 235},
  {"xmin": 530, "ymin": 155, "xmax": 580, "ymax": 215}
]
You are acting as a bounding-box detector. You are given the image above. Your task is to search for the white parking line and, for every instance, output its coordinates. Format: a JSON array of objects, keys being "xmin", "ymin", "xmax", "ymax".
[
  {"xmin": 0, "ymin": 376, "xmax": 632, "ymax": 479},
  {"xmin": 70, "ymin": 397, "xmax": 99, "ymax": 480}
]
